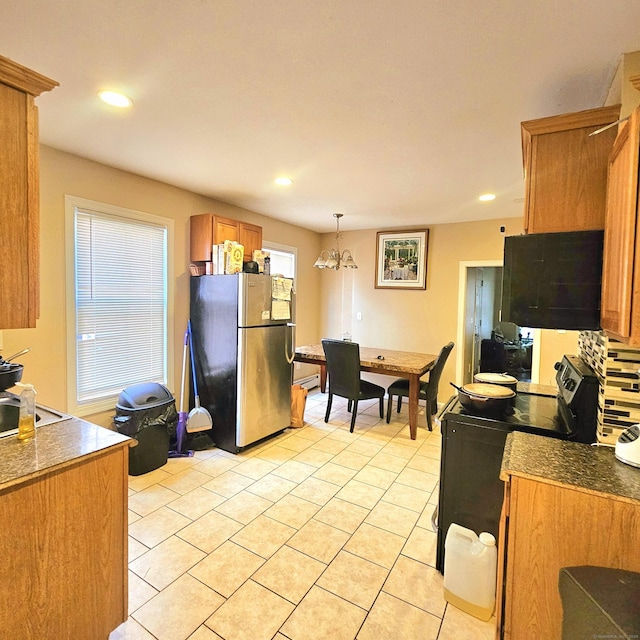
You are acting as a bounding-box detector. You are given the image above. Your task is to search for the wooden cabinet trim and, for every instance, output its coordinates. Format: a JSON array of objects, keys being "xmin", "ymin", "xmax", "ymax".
[
  {"xmin": 0, "ymin": 54, "xmax": 58, "ymax": 96},
  {"xmin": 521, "ymin": 104, "xmax": 621, "ymax": 137}
]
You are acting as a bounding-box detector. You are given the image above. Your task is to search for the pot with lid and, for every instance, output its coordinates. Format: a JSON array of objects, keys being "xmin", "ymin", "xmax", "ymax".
[
  {"xmin": 473, "ymin": 372, "xmax": 518, "ymax": 404},
  {"xmin": 451, "ymin": 382, "xmax": 515, "ymax": 416}
]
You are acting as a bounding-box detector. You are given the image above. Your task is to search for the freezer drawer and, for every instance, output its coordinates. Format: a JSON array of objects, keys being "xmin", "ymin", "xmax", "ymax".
[{"xmin": 237, "ymin": 325, "xmax": 292, "ymax": 447}]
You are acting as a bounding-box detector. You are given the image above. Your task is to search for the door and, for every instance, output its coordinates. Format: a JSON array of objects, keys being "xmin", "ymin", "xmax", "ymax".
[
  {"xmin": 237, "ymin": 325, "xmax": 292, "ymax": 447},
  {"xmin": 471, "ymin": 269, "xmax": 484, "ymax": 378}
]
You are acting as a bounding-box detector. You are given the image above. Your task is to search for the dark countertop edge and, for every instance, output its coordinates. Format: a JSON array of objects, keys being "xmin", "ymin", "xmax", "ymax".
[
  {"xmin": 501, "ymin": 431, "xmax": 640, "ymax": 505},
  {"xmin": 0, "ymin": 417, "xmax": 133, "ymax": 492}
]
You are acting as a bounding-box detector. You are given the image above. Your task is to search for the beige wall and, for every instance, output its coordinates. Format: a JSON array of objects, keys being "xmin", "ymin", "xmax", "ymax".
[
  {"xmin": 318, "ymin": 219, "xmax": 521, "ymax": 393},
  {"xmin": 316, "ymin": 219, "xmax": 580, "ymax": 402},
  {"xmin": 2, "ymin": 146, "xmax": 321, "ymax": 426},
  {"xmin": 3, "ymin": 145, "xmax": 582, "ymax": 428}
]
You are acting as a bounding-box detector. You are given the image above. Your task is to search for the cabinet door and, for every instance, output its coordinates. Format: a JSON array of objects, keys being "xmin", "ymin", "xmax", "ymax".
[
  {"xmin": 189, "ymin": 214, "xmax": 262, "ymax": 263},
  {"xmin": 0, "ymin": 57, "xmax": 57, "ymax": 329},
  {"xmin": 522, "ymin": 105, "xmax": 620, "ymax": 234},
  {"xmin": 601, "ymin": 109, "xmax": 640, "ymax": 341},
  {"xmin": 503, "ymin": 477, "xmax": 640, "ymax": 640},
  {"xmin": 239, "ymin": 222, "xmax": 262, "ymax": 261},
  {"xmin": 189, "ymin": 213, "xmax": 214, "ymax": 261},
  {"xmin": 213, "ymin": 215, "xmax": 240, "ymax": 245}
]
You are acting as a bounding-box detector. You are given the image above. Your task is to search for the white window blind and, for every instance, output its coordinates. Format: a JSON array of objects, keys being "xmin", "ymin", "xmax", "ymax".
[{"xmin": 73, "ymin": 207, "xmax": 168, "ymax": 405}]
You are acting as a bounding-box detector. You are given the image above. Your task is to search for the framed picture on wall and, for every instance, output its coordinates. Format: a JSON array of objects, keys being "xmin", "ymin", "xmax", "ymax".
[{"xmin": 375, "ymin": 229, "xmax": 428, "ymax": 290}]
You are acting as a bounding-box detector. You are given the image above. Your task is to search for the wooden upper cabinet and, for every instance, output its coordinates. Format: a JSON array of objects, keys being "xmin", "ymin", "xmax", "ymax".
[
  {"xmin": 190, "ymin": 213, "xmax": 263, "ymax": 262},
  {"xmin": 521, "ymin": 105, "xmax": 621, "ymax": 234},
  {"xmin": 0, "ymin": 56, "xmax": 57, "ymax": 329},
  {"xmin": 238, "ymin": 222, "xmax": 262, "ymax": 261},
  {"xmin": 600, "ymin": 106, "xmax": 640, "ymax": 343}
]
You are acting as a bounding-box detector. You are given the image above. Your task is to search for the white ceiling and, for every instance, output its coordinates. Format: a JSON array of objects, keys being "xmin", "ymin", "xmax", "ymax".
[{"xmin": 3, "ymin": 1, "xmax": 640, "ymax": 233}]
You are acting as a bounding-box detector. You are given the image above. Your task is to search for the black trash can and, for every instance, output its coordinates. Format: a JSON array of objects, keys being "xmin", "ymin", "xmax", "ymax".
[{"xmin": 114, "ymin": 382, "xmax": 177, "ymax": 476}]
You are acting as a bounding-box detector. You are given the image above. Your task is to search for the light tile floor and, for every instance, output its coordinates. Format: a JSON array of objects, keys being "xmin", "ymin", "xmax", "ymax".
[{"xmin": 110, "ymin": 390, "xmax": 496, "ymax": 640}]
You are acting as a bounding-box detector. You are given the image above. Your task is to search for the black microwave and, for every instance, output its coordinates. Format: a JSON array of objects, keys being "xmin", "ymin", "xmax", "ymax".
[{"xmin": 501, "ymin": 230, "xmax": 603, "ymax": 330}]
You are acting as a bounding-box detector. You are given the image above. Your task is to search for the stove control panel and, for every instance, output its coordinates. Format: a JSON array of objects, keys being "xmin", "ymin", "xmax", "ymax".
[{"xmin": 554, "ymin": 354, "xmax": 599, "ymax": 442}]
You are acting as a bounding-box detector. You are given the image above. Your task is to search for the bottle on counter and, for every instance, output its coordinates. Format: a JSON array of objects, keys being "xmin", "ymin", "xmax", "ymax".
[
  {"xmin": 264, "ymin": 256, "xmax": 271, "ymax": 276},
  {"xmin": 16, "ymin": 382, "xmax": 37, "ymax": 441}
]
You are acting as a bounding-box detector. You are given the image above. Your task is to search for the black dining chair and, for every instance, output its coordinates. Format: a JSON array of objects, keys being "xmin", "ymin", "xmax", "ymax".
[
  {"xmin": 321, "ymin": 338, "xmax": 385, "ymax": 433},
  {"xmin": 385, "ymin": 341, "xmax": 454, "ymax": 430}
]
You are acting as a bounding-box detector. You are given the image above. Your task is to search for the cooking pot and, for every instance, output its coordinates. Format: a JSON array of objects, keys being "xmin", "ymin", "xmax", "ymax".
[
  {"xmin": 450, "ymin": 382, "xmax": 515, "ymax": 416},
  {"xmin": 0, "ymin": 363, "xmax": 23, "ymax": 391},
  {"xmin": 473, "ymin": 372, "xmax": 518, "ymax": 393}
]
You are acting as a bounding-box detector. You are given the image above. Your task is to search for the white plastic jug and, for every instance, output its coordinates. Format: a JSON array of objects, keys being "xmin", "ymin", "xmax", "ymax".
[{"xmin": 443, "ymin": 523, "xmax": 497, "ymax": 621}]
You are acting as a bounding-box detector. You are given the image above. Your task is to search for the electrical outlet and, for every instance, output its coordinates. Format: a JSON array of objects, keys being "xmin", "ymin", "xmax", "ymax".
[{"xmin": 356, "ymin": 312, "xmax": 362, "ymax": 321}]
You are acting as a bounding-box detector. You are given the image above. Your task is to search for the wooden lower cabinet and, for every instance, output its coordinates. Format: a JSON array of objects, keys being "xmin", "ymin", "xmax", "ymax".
[
  {"xmin": 0, "ymin": 446, "xmax": 129, "ymax": 639},
  {"xmin": 498, "ymin": 476, "xmax": 640, "ymax": 640}
]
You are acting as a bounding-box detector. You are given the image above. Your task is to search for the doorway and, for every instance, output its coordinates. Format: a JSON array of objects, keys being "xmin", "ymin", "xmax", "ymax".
[{"xmin": 456, "ymin": 261, "xmax": 535, "ymax": 385}]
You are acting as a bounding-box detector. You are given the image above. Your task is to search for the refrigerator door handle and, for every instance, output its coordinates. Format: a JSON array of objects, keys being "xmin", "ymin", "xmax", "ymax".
[{"xmin": 285, "ymin": 323, "xmax": 296, "ymax": 364}]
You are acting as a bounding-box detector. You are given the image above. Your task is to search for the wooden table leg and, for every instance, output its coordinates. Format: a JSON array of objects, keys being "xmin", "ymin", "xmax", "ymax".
[
  {"xmin": 320, "ymin": 365, "xmax": 327, "ymax": 393},
  {"xmin": 408, "ymin": 374, "xmax": 419, "ymax": 439}
]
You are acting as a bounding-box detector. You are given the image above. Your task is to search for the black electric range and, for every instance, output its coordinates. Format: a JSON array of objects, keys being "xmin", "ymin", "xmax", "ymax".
[{"xmin": 435, "ymin": 354, "xmax": 598, "ymax": 573}]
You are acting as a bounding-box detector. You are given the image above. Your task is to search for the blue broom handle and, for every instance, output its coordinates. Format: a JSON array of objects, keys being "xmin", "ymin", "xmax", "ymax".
[{"xmin": 187, "ymin": 320, "xmax": 199, "ymax": 398}]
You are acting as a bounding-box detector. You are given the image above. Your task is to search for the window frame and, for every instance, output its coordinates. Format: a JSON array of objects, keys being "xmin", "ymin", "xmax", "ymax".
[
  {"xmin": 64, "ymin": 195, "xmax": 174, "ymax": 416},
  {"xmin": 262, "ymin": 240, "xmax": 297, "ymax": 281}
]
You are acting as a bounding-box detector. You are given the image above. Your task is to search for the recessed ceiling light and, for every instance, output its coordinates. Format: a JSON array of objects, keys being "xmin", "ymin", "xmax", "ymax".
[
  {"xmin": 479, "ymin": 193, "xmax": 496, "ymax": 202},
  {"xmin": 274, "ymin": 177, "xmax": 293, "ymax": 186},
  {"xmin": 98, "ymin": 90, "xmax": 133, "ymax": 108}
]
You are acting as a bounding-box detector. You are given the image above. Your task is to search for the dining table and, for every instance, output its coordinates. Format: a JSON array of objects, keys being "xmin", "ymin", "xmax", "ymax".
[{"xmin": 294, "ymin": 343, "xmax": 438, "ymax": 440}]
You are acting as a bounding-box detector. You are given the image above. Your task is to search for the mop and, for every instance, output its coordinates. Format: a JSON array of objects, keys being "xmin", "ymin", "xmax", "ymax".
[
  {"xmin": 168, "ymin": 328, "xmax": 194, "ymax": 458},
  {"xmin": 186, "ymin": 319, "xmax": 214, "ymax": 433}
]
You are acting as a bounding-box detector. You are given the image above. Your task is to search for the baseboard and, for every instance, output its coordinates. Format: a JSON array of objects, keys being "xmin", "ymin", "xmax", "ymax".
[{"xmin": 294, "ymin": 374, "xmax": 320, "ymax": 390}]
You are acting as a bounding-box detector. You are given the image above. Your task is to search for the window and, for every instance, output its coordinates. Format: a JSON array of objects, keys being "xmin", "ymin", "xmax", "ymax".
[
  {"xmin": 65, "ymin": 196, "xmax": 174, "ymax": 415},
  {"xmin": 263, "ymin": 242, "xmax": 296, "ymax": 279}
]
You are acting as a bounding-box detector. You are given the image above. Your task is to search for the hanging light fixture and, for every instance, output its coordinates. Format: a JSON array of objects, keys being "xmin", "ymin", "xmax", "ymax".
[{"xmin": 313, "ymin": 213, "xmax": 358, "ymax": 270}]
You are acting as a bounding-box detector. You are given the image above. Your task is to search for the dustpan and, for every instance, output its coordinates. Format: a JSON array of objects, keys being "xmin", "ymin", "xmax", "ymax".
[{"xmin": 186, "ymin": 320, "xmax": 213, "ymax": 432}]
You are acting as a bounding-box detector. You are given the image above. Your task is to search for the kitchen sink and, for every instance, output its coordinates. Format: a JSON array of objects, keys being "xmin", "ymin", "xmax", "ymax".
[{"xmin": 0, "ymin": 394, "xmax": 72, "ymax": 438}]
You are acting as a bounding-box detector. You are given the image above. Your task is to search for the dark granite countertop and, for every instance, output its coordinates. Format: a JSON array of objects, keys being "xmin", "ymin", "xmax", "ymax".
[
  {"xmin": 501, "ymin": 431, "xmax": 640, "ymax": 505},
  {"xmin": 0, "ymin": 417, "xmax": 132, "ymax": 492}
]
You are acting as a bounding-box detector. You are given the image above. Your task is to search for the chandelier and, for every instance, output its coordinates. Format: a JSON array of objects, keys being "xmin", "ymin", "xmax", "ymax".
[{"xmin": 313, "ymin": 213, "xmax": 358, "ymax": 270}]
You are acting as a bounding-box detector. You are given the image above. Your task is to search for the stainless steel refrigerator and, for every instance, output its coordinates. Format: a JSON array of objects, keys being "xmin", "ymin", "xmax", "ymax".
[{"xmin": 189, "ymin": 273, "xmax": 295, "ymax": 453}]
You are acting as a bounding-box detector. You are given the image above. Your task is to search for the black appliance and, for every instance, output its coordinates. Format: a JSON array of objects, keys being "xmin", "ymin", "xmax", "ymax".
[
  {"xmin": 435, "ymin": 354, "xmax": 598, "ymax": 573},
  {"xmin": 501, "ymin": 230, "xmax": 603, "ymax": 330}
]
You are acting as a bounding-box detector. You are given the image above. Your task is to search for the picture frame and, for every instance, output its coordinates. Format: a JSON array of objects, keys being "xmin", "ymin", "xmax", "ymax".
[{"xmin": 375, "ymin": 229, "xmax": 428, "ymax": 290}]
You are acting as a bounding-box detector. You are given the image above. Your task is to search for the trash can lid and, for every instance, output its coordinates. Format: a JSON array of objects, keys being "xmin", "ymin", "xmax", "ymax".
[{"xmin": 117, "ymin": 382, "xmax": 174, "ymax": 410}]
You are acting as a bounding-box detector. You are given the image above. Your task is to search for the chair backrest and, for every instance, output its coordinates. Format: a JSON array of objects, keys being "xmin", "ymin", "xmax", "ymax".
[
  {"xmin": 321, "ymin": 339, "xmax": 362, "ymax": 399},
  {"xmin": 426, "ymin": 341, "xmax": 455, "ymax": 403}
]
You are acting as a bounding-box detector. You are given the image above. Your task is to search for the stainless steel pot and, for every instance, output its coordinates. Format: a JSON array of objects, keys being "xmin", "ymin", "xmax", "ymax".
[{"xmin": 450, "ymin": 382, "xmax": 515, "ymax": 415}]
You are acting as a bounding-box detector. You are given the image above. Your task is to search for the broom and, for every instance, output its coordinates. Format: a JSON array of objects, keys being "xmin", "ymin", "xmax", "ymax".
[
  {"xmin": 186, "ymin": 320, "xmax": 213, "ymax": 432},
  {"xmin": 168, "ymin": 328, "xmax": 193, "ymax": 457}
]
